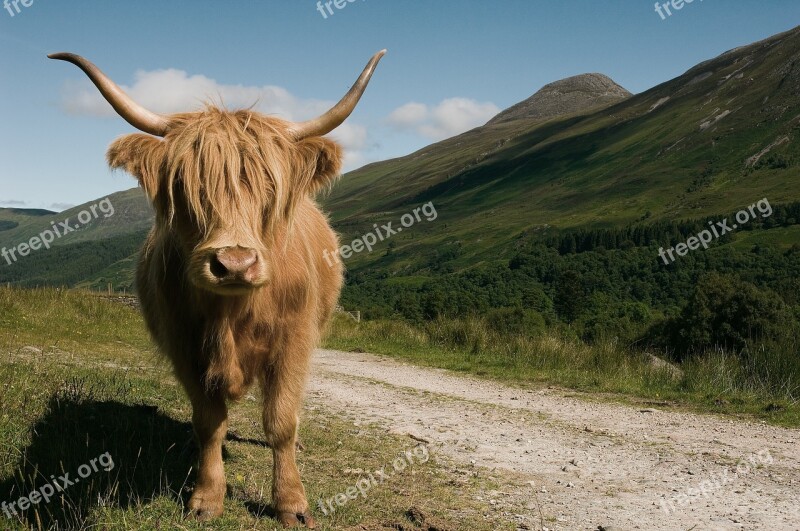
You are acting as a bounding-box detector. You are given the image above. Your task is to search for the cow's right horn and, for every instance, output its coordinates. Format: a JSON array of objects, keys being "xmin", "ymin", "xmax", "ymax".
[{"xmin": 289, "ymin": 49, "xmax": 386, "ymax": 141}]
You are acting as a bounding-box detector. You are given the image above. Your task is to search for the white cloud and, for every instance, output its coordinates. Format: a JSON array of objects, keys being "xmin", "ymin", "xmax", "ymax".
[
  {"xmin": 387, "ymin": 98, "xmax": 500, "ymax": 141},
  {"xmin": 58, "ymin": 68, "xmax": 375, "ymax": 171},
  {"xmin": 328, "ymin": 122, "xmax": 370, "ymax": 170},
  {"xmin": 387, "ymin": 102, "xmax": 428, "ymax": 127}
]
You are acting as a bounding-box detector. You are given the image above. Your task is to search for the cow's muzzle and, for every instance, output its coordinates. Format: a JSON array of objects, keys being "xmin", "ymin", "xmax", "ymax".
[{"xmin": 204, "ymin": 246, "xmax": 263, "ymax": 291}]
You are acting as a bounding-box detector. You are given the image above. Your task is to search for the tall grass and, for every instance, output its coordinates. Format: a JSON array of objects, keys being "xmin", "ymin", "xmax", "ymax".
[
  {"xmin": 0, "ymin": 286, "xmax": 151, "ymax": 350},
  {"xmin": 325, "ymin": 314, "xmax": 800, "ymax": 425}
]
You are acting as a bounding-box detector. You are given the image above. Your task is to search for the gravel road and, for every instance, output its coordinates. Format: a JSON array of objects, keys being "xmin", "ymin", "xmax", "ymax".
[{"xmin": 307, "ymin": 349, "xmax": 799, "ymax": 531}]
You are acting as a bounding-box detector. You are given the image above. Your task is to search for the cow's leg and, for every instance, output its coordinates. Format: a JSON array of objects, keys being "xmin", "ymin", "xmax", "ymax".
[
  {"xmin": 261, "ymin": 355, "xmax": 315, "ymax": 528},
  {"xmin": 183, "ymin": 378, "xmax": 228, "ymax": 520}
]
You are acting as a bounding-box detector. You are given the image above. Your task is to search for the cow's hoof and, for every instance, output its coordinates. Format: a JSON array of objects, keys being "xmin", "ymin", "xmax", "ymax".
[
  {"xmin": 278, "ymin": 510, "xmax": 316, "ymax": 528},
  {"xmin": 187, "ymin": 492, "xmax": 224, "ymax": 521},
  {"xmin": 186, "ymin": 505, "xmax": 223, "ymax": 521}
]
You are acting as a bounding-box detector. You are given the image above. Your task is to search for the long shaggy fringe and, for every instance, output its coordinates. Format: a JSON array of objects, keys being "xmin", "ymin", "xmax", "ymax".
[
  {"xmin": 108, "ymin": 105, "xmax": 342, "ymax": 238},
  {"xmin": 164, "ymin": 107, "xmax": 295, "ymax": 234}
]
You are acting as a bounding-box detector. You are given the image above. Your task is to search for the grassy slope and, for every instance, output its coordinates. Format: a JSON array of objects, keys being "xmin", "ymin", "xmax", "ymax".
[
  {"xmin": 0, "ymin": 188, "xmax": 152, "ymax": 250},
  {"xmin": 0, "ymin": 188, "xmax": 152, "ymax": 290},
  {"xmin": 0, "ymin": 208, "xmax": 55, "ymax": 233},
  {"xmin": 0, "ymin": 230, "xmax": 148, "ymax": 290},
  {"xmin": 0, "ymin": 287, "xmax": 511, "ymax": 530},
  {"xmin": 324, "ymin": 26, "xmax": 800, "ymax": 273}
]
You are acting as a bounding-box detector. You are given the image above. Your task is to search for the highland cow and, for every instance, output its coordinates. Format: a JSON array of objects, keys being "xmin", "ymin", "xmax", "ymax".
[{"xmin": 49, "ymin": 49, "xmax": 386, "ymax": 528}]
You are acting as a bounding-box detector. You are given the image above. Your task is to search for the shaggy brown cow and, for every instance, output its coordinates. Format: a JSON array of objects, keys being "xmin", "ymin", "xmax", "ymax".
[{"xmin": 49, "ymin": 50, "xmax": 385, "ymax": 528}]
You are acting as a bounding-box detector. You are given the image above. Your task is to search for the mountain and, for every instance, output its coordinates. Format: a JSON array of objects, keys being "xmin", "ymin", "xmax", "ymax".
[
  {"xmin": 323, "ymin": 24, "xmax": 800, "ymax": 269},
  {"xmin": 0, "ymin": 188, "xmax": 151, "ymax": 250},
  {"xmin": 486, "ymin": 73, "xmax": 632, "ymax": 125},
  {"xmin": 0, "ymin": 189, "xmax": 150, "ymax": 290},
  {"xmin": 0, "ymin": 207, "xmax": 55, "ymax": 232},
  {"xmin": 4, "ymin": 25, "xmax": 800, "ymax": 291}
]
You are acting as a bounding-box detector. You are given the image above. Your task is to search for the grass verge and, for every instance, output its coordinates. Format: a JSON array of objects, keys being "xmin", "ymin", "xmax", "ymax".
[
  {"xmin": 0, "ymin": 287, "xmax": 511, "ymax": 530},
  {"xmin": 324, "ymin": 315, "xmax": 800, "ymax": 427}
]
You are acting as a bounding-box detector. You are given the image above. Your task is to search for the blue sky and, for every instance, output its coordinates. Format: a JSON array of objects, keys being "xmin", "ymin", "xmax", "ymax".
[{"xmin": 1, "ymin": 1, "xmax": 798, "ymax": 211}]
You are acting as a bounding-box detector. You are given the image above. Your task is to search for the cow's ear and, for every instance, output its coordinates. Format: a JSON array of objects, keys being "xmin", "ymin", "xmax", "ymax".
[
  {"xmin": 107, "ymin": 134, "xmax": 165, "ymax": 201},
  {"xmin": 295, "ymin": 136, "xmax": 343, "ymax": 196}
]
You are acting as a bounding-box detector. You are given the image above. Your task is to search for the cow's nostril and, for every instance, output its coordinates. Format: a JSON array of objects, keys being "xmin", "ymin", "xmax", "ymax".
[
  {"xmin": 212, "ymin": 247, "xmax": 258, "ymax": 279},
  {"xmin": 209, "ymin": 255, "xmax": 229, "ymax": 279}
]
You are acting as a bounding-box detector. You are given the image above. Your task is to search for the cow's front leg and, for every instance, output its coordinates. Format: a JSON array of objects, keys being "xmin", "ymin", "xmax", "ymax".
[
  {"xmin": 262, "ymin": 357, "xmax": 315, "ymax": 528},
  {"xmin": 186, "ymin": 385, "xmax": 228, "ymax": 520}
]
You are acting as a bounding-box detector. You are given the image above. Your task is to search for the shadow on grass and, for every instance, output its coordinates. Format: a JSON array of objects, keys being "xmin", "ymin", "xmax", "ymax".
[
  {"xmin": 242, "ymin": 499, "xmax": 278, "ymax": 521},
  {"xmin": 0, "ymin": 394, "xmax": 196, "ymax": 529}
]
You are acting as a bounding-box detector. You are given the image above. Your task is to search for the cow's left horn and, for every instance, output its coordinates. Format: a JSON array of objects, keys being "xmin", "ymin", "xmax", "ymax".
[
  {"xmin": 48, "ymin": 52, "xmax": 170, "ymax": 137},
  {"xmin": 289, "ymin": 49, "xmax": 386, "ymax": 141}
]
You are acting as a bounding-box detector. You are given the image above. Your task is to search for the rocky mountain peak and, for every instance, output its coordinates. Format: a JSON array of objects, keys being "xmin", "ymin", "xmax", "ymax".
[{"xmin": 487, "ymin": 73, "xmax": 632, "ymax": 125}]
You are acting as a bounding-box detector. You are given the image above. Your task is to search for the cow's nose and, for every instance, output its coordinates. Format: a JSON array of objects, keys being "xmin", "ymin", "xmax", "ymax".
[{"xmin": 211, "ymin": 246, "xmax": 258, "ymax": 279}]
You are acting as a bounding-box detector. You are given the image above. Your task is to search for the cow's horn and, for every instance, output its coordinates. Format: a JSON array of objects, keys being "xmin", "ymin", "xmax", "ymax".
[
  {"xmin": 289, "ymin": 49, "xmax": 386, "ymax": 140},
  {"xmin": 48, "ymin": 52, "xmax": 170, "ymax": 137}
]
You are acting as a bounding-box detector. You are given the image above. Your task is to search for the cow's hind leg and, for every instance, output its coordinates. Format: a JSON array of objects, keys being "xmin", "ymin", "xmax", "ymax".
[
  {"xmin": 183, "ymin": 379, "xmax": 228, "ymax": 520},
  {"xmin": 261, "ymin": 355, "xmax": 315, "ymax": 528}
]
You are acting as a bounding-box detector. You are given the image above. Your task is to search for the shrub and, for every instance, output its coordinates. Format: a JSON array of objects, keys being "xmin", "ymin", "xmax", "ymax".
[
  {"xmin": 484, "ymin": 307, "xmax": 546, "ymax": 337},
  {"xmin": 661, "ymin": 273, "xmax": 795, "ymax": 357}
]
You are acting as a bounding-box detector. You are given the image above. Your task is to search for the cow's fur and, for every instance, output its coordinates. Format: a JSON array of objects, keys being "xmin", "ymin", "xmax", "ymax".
[{"xmin": 108, "ymin": 107, "xmax": 343, "ymax": 527}]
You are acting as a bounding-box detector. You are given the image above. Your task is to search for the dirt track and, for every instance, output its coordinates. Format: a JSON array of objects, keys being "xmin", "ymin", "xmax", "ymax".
[{"xmin": 307, "ymin": 349, "xmax": 800, "ymax": 531}]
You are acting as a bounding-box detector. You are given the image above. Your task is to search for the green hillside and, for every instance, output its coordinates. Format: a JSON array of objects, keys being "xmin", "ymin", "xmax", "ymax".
[
  {"xmin": 324, "ymin": 25, "xmax": 800, "ymax": 269},
  {"xmin": 0, "ymin": 207, "xmax": 55, "ymax": 233},
  {"xmin": 316, "ymin": 25, "xmax": 800, "ymax": 381},
  {"xmin": 0, "ymin": 189, "xmax": 150, "ymax": 290},
  {"xmin": 0, "ymin": 188, "xmax": 151, "ymax": 251},
  {"xmin": 0, "ymin": 230, "xmax": 146, "ymax": 290}
]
